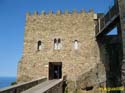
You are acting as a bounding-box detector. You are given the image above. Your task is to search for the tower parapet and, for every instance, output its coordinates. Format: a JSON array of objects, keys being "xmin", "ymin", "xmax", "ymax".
[
  {"xmin": 89, "ymin": 8, "xmax": 94, "ymax": 13},
  {"xmin": 73, "ymin": 9, "xmax": 77, "ymax": 14},
  {"xmin": 80, "ymin": 9, "xmax": 86, "ymax": 13},
  {"xmin": 56, "ymin": 10, "xmax": 61, "ymax": 15},
  {"xmin": 34, "ymin": 11, "xmax": 38, "ymax": 15},
  {"xmin": 26, "ymin": 9, "xmax": 94, "ymax": 17},
  {"xmin": 49, "ymin": 11, "xmax": 53, "ymax": 15},
  {"xmin": 41, "ymin": 11, "xmax": 46, "ymax": 15}
]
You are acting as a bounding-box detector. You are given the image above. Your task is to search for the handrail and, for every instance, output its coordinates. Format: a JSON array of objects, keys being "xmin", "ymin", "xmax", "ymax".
[
  {"xmin": 22, "ymin": 76, "xmax": 67, "ymax": 93},
  {"xmin": 22, "ymin": 79, "xmax": 64, "ymax": 93},
  {"xmin": 95, "ymin": 2, "xmax": 119, "ymax": 35},
  {"xmin": 0, "ymin": 77, "xmax": 47, "ymax": 93},
  {"xmin": 38, "ymin": 79, "xmax": 63, "ymax": 93}
]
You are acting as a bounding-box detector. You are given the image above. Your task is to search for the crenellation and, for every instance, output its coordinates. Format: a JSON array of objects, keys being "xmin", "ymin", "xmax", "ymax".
[
  {"xmin": 56, "ymin": 10, "xmax": 61, "ymax": 15},
  {"xmin": 41, "ymin": 11, "xmax": 46, "ymax": 16},
  {"xmin": 80, "ymin": 9, "xmax": 86, "ymax": 13},
  {"xmin": 26, "ymin": 12, "xmax": 31, "ymax": 22},
  {"xmin": 48, "ymin": 11, "xmax": 53, "ymax": 15},
  {"xmin": 64, "ymin": 10, "xmax": 70, "ymax": 15},
  {"xmin": 72, "ymin": 9, "xmax": 77, "ymax": 14},
  {"xmin": 26, "ymin": 9, "xmax": 95, "ymax": 17},
  {"xmin": 89, "ymin": 8, "xmax": 94, "ymax": 13},
  {"xmin": 34, "ymin": 11, "xmax": 39, "ymax": 15}
]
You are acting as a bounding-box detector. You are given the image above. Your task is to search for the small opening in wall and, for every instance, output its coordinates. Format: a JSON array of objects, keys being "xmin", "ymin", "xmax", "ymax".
[
  {"xmin": 58, "ymin": 38, "xmax": 61, "ymax": 43},
  {"xmin": 74, "ymin": 40, "xmax": 78, "ymax": 50},
  {"xmin": 54, "ymin": 38, "xmax": 57, "ymax": 43},
  {"xmin": 58, "ymin": 38, "xmax": 61, "ymax": 50},
  {"xmin": 37, "ymin": 41, "xmax": 42, "ymax": 51},
  {"xmin": 54, "ymin": 38, "xmax": 58, "ymax": 50},
  {"xmin": 54, "ymin": 38, "xmax": 62, "ymax": 50},
  {"xmin": 81, "ymin": 86, "xmax": 93, "ymax": 91}
]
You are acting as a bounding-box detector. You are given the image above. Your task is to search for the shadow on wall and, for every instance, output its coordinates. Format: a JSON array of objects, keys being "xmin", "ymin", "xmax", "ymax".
[
  {"xmin": 63, "ymin": 75, "xmax": 68, "ymax": 93},
  {"xmin": 97, "ymin": 35, "xmax": 122, "ymax": 93}
]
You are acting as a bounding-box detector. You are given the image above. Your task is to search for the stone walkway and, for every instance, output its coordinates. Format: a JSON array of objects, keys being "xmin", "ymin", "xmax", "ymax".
[{"xmin": 22, "ymin": 79, "xmax": 63, "ymax": 93}]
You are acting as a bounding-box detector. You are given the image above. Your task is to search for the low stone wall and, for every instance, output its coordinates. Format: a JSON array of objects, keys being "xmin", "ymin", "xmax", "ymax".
[
  {"xmin": 0, "ymin": 77, "xmax": 47, "ymax": 93},
  {"xmin": 43, "ymin": 80, "xmax": 63, "ymax": 93},
  {"xmin": 22, "ymin": 79, "xmax": 64, "ymax": 93}
]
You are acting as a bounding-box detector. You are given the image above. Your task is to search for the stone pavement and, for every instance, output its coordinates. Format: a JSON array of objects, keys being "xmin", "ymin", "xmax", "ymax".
[{"xmin": 22, "ymin": 79, "xmax": 63, "ymax": 93}]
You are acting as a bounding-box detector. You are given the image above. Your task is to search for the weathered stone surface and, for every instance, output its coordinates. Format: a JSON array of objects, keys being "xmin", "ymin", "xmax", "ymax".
[
  {"xmin": 17, "ymin": 11, "xmax": 105, "ymax": 92},
  {"xmin": 76, "ymin": 63, "xmax": 106, "ymax": 93}
]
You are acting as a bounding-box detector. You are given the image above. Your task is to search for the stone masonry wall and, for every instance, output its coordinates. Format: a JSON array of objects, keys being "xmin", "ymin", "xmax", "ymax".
[{"xmin": 17, "ymin": 10, "xmax": 103, "ymax": 84}]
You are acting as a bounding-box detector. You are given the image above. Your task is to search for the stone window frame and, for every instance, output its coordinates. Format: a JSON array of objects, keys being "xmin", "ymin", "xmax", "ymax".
[
  {"xmin": 53, "ymin": 38, "xmax": 62, "ymax": 50},
  {"xmin": 37, "ymin": 40, "xmax": 42, "ymax": 51},
  {"xmin": 54, "ymin": 38, "xmax": 58, "ymax": 50},
  {"xmin": 57, "ymin": 38, "xmax": 61, "ymax": 50},
  {"xmin": 73, "ymin": 40, "xmax": 79, "ymax": 50}
]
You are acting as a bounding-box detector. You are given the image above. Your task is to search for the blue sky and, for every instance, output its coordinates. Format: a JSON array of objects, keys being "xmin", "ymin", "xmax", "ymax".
[{"xmin": 0, "ymin": 0, "xmax": 114, "ymax": 77}]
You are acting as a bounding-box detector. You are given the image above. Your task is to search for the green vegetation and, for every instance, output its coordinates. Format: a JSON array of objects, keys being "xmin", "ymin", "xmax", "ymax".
[{"xmin": 11, "ymin": 81, "xmax": 17, "ymax": 85}]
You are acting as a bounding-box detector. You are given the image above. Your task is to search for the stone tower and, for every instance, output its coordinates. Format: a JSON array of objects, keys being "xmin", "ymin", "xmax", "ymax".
[{"xmin": 17, "ymin": 10, "xmax": 104, "ymax": 90}]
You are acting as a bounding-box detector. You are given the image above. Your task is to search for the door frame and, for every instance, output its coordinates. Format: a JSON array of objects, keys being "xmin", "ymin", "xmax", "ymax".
[{"xmin": 49, "ymin": 62, "xmax": 62, "ymax": 80}]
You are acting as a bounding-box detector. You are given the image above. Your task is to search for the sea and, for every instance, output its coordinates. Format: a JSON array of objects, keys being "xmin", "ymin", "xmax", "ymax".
[{"xmin": 0, "ymin": 77, "xmax": 16, "ymax": 89}]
